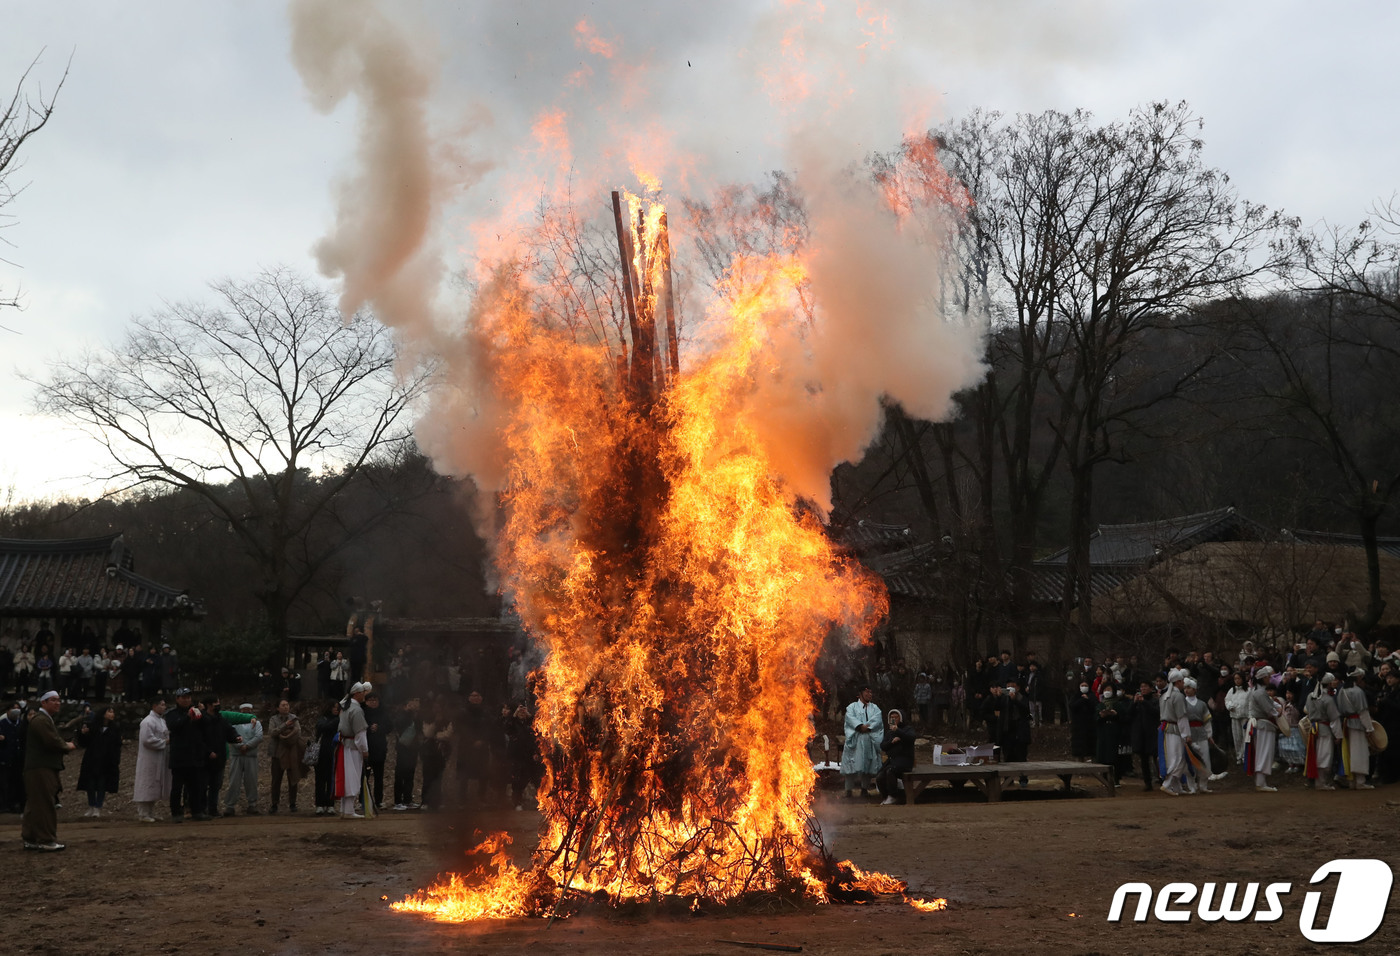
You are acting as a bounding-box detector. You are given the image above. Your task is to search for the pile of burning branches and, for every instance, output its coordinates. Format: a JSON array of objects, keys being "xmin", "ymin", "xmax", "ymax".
[{"xmin": 394, "ymin": 189, "xmax": 942, "ymax": 921}]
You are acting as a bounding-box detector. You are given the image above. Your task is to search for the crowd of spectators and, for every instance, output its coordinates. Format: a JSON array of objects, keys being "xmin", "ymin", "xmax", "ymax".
[
  {"xmin": 1, "ymin": 619, "xmax": 183, "ymax": 703},
  {"xmin": 842, "ymin": 621, "xmax": 1399, "ymax": 798},
  {"xmin": 1, "ymin": 633, "xmax": 546, "ymax": 838}
]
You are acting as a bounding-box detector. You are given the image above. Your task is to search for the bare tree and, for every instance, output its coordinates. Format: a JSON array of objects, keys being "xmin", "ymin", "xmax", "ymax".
[
  {"xmin": 1044, "ymin": 102, "xmax": 1287, "ymax": 643},
  {"xmin": 1276, "ymin": 198, "xmax": 1400, "ymax": 633},
  {"xmin": 1233, "ymin": 289, "xmax": 1400, "ymax": 635},
  {"xmin": 31, "ymin": 268, "xmax": 434, "ymax": 638},
  {"xmin": 1, "ymin": 52, "xmax": 67, "ymax": 319}
]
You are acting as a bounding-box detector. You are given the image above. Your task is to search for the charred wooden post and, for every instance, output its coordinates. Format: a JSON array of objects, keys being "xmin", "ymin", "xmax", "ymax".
[
  {"xmin": 611, "ymin": 191, "xmax": 645, "ymax": 403},
  {"xmin": 631, "ymin": 205, "xmax": 659, "ymax": 401},
  {"xmin": 659, "ymin": 212, "xmax": 680, "ymax": 378}
]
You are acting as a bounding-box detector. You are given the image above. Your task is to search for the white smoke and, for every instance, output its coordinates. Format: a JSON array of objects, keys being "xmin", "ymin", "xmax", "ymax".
[{"xmin": 287, "ymin": 0, "xmax": 1112, "ymax": 507}]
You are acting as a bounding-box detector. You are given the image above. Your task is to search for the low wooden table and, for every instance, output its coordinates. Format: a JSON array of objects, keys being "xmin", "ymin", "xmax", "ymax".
[{"xmin": 901, "ymin": 760, "xmax": 1116, "ymax": 803}]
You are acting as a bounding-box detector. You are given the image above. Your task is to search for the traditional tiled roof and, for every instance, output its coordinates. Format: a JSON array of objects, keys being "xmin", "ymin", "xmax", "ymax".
[
  {"xmin": 1038, "ymin": 507, "xmax": 1271, "ymax": 567},
  {"xmin": 1025, "ymin": 565, "xmax": 1130, "ymax": 605},
  {"xmin": 0, "ymin": 534, "xmax": 198, "ymax": 617},
  {"xmin": 1285, "ymin": 529, "xmax": 1400, "ymax": 561},
  {"xmin": 832, "ymin": 519, "xmax": 917, "ymax": 552},
  {"xmin": 375, "ymin": 617, "xmax": 521, "ymax": 633}
]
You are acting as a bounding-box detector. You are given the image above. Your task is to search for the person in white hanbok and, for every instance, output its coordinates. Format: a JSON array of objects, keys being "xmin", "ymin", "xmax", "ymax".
[
  {"xmin": 1158, "ymin": 669, "xmax": 1192, "ymax": 795},
  {"xmin": 840, "ymin": 686, "xmax": 883, "ymax": 799},
  {"xmin": 1246, "ymin": 666, "xmax": 1280, "ymax": 791},
  {"xmin": 336, "ymin": 682, "xmax": 370, "ymax": 817},
  {"xmin": 1182, "ymin": 679, "xmax": 1215, "ymax": 792},
  {"xmin": 1304, "ymin": 672, "xmax": 1342, "ymax": 790},
  {"xmin": 133, "ymin": 699, "xmax": 171, "ymax": 822},
  {"xmin": 1337, "ymin": 669, "xmax": 1376, "ymax": 790}
]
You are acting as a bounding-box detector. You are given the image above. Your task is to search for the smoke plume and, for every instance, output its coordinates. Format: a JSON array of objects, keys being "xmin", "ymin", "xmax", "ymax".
[{"xmin": 285, "ymin": 0, "xmax": 1082, "ymax": 508}]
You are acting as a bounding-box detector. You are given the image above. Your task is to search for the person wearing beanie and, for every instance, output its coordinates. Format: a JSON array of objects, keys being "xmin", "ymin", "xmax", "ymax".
[
  {"xmin": 1246, "ymin": 666, "xmax": 1281, "ymax": 791},
  {"xmin": 1337, "ymin": 669, "xmax": 1376, "ymax": 790},
  {"xmin": 1304, "ymin": 672, "xmax": 1343, "ymax": 790}
]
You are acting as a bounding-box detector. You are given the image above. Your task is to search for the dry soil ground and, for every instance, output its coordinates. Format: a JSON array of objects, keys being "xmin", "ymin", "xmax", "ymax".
[{"xmin": 4, "ymin": 735, "xmax": 1398, "ymax": 955}]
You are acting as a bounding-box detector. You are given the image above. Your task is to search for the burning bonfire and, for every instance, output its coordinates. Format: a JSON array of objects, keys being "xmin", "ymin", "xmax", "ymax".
[{"xmin": 393, "ymin": 187, "xmax": 947, "ymax": 920}]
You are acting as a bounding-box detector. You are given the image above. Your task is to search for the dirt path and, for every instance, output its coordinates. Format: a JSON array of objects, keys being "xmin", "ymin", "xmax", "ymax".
[{"xmin": 4, "ymin": 758, "xmax": 1398, "ymax": 955}]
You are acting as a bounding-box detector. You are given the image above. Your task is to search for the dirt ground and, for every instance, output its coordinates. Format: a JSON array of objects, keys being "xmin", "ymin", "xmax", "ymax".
[{"xmin": 5, "ymin": 725, "xmax": 1399, "ymax": 955}]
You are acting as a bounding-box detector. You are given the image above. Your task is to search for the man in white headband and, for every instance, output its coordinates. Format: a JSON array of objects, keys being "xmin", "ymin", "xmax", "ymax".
[
  {"xmin": 336, "ymin": 682, "xmax": 371, "ymax": 817},
  {"xmin": 1158, "ymin": 669, "xmax": 1192, "ymax": 795},
  {"xmin": 1247, "ymin": 665, "xmax": 1280, "ymax": 791},
  {"xmin": 22, "ymin": 690, "xmax": 76, "ymax": 850}
]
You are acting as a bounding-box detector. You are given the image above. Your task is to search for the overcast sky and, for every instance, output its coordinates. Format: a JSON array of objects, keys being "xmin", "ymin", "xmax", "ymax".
[{"xmin": 2, "ymin": 0, "xmax": 1397, "ymax": 503}]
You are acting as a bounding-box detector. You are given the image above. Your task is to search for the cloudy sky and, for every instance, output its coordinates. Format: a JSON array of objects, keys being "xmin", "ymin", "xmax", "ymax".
[{"xmin": 1, "ymin": 0, "xmax": 1396, "ymax": 503}]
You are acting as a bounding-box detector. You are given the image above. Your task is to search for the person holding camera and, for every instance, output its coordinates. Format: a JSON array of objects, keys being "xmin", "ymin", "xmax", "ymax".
[
  {"xmin": 999, "ymin": 683, "xmax": 1032, "ymax": 767},
  {"xmin": 877, "ymin": 709, "xmax": 917, "ymax": 805}
]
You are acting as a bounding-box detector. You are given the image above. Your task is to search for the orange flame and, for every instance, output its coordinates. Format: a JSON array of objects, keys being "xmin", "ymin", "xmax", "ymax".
[
  {"xmin": 394, "ymin": 182, "xmax": 953, "ymax": 921},
  {"xmin": 910, "ymin": 897, "xmax": 949, "ymax": 913}
]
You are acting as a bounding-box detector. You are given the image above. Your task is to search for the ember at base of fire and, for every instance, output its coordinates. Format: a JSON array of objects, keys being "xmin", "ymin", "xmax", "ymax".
[{"xmin": 391, "ymin": 830, "xmax": 944, "ymax": 922}]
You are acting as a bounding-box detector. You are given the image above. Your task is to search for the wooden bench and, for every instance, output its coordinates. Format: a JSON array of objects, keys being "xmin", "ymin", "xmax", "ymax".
[{"xmin": 900, "ymin": 760, "xmax": 1116, "ymax": 803}]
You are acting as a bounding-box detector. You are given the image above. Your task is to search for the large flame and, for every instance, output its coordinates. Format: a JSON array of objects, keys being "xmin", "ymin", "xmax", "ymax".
[{"xmin": 391, "ymin": 187, "xmax": 948, "ymax": 920}]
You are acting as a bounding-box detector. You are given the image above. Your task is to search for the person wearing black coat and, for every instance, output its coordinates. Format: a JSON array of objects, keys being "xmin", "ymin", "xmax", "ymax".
[
  {"xmin": 349, "ymin": 627, "xmax": 369, "ymax": 686},
  {"xmin": 164, "ymin": 691, "xmax": 212, "ymax": 821},
  {"xmin": 199, "ymin": 696, "xmax": 241, "ymax": 817},
  {"xmin": 997, "ymin": 684, "xmax": 1032, "ymax": 763},
  {"xmin": 314, "ymin": 701, "xmax": 341, "ymax": 814},
  {"xmin": 1067, "ymin": 679, "xmax": 1097, "ymax": 761},
  {"xmin": 454, "ymin": 691, "xmax": 491, "ymax": 805},
  {"xmin": 391, "ymin": 699, "xmax": 422, "ymax": 810},
  {"xmin": 1375, "ymin": 671, "xmax": 1400, "ymax": 785},
  {"xmin": 504, "ymin": 704, "xmax": 540, "ymax": 811},
  {"xmin": 0, "ymin": 703, "xmax": 26, "ymax": 812},
  {"xmin": 76, "ymin": 705, "xmax": 122, "ymax": 815},
  {"xmin": 363, "ymin": 692, "xmax": 389, "ymax": 811},
  {"xmin": 140, "ymin": 650, "xmax": 161, "ymax": 700},
  {"xmin": 1127, "ymin": 680, "xmax": 1161, "ymax": 791},
  {"xmin": 877, "ymin": 708, "xmax": 918, "ymax": 804}
]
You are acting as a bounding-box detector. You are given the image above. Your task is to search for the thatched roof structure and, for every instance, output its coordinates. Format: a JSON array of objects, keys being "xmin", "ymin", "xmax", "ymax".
[{"xmin": 1095, "ymin": 540, "xmax": 1400, "ymax": 631}]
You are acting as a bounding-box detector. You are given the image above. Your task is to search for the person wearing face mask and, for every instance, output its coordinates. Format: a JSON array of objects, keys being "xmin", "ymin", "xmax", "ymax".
[
  {"xmin": 1068, "ymin": 679, "xmax": 1096, "ymax": 762},
  {"xmin": 1158, "ymin": 669, "xmax": 1192, "ymax": 795},
  {"xmin": 1094, "ymin": 683, "xmax": 1123, "ymax": 782}
]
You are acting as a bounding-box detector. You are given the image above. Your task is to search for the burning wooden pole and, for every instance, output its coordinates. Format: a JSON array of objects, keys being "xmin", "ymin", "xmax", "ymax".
[
  {"xmin": 611, "ymin": 190, "xmax": 649, "ymax": 405},
  {"xmin": 659, "ymin": 211, "xmax": 680, "ymax": 379}
]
